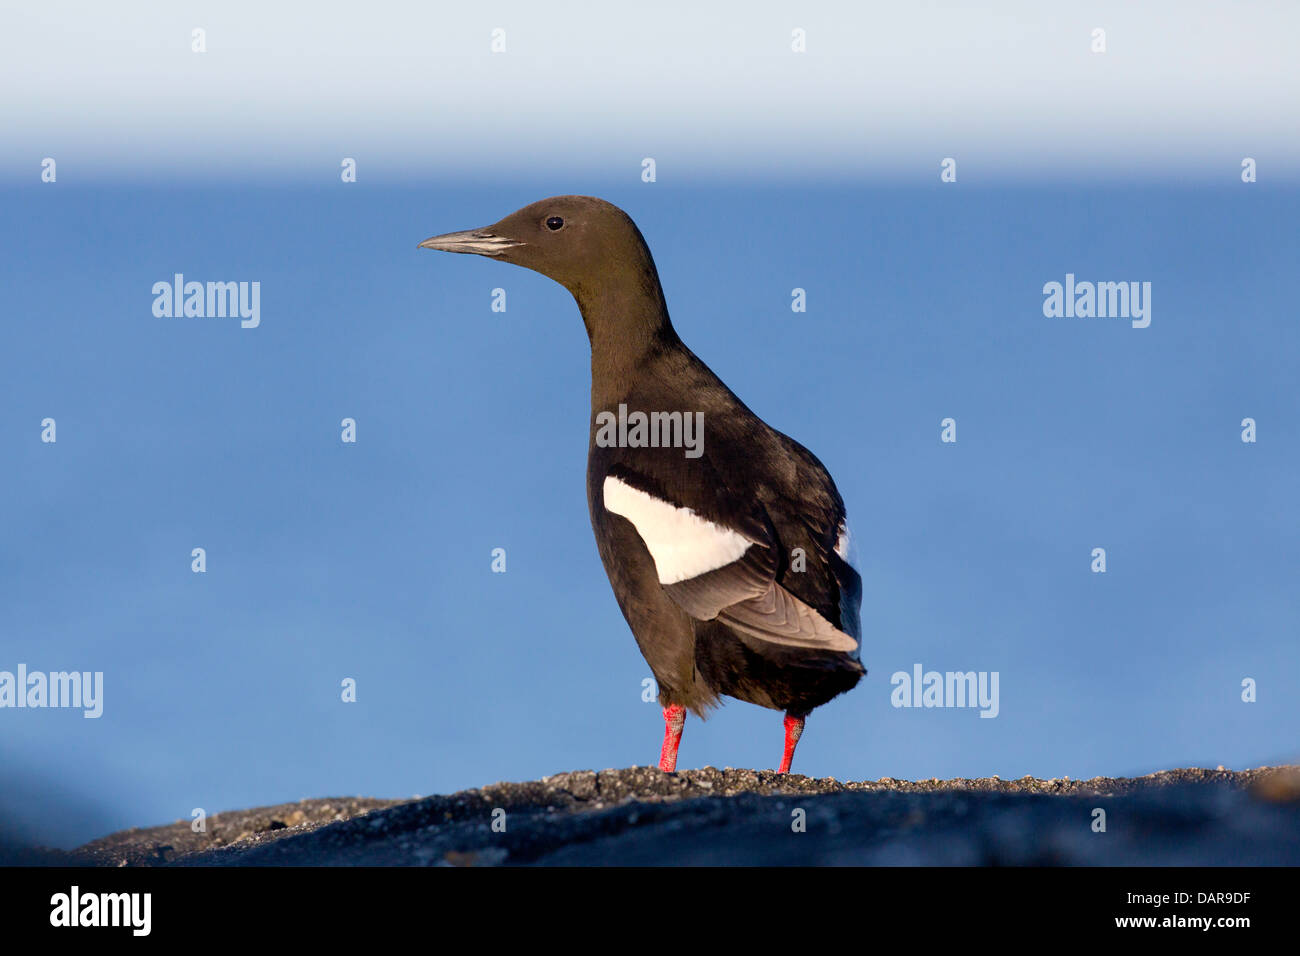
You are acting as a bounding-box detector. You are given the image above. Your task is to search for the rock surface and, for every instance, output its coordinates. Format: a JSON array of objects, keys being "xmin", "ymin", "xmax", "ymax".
[{"xmin": 20, "ymin": 765, "xmax": 1300, "ymax": 866}]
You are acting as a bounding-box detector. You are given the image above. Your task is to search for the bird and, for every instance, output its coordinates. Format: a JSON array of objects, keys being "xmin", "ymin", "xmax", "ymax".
[{"xmin": 419, "ymin": 196, "xmax": 863, "ymax": 774}]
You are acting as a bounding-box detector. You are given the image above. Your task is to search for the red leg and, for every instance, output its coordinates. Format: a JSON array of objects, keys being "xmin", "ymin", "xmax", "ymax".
[
  {"xmin": 778, "ymin": 713, "xmax": 805, "ymax": 774},
  {"xmin": 658, "ymin": 704, "xmax": 686, "ymax": 772}
]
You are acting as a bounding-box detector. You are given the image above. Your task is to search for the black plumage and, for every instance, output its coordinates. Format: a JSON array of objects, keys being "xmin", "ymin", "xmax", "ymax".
[{"xmin": 420, "ymin": 196, "xmax": 863, "ymax": 772}]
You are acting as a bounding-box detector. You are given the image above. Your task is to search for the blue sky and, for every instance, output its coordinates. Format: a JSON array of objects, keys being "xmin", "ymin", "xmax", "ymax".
[{"xmin": 1, "ymin": 2, "xmax": 1298, "ymax": 848}]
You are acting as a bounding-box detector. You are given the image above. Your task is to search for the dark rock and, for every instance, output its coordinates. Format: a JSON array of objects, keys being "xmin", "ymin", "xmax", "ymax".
[{"xmin": 16, "ymin": 765, "xmax": 1299, "ymax": 867}]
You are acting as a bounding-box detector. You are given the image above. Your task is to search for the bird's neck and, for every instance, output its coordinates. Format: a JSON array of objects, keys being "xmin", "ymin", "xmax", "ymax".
[{"xmin": 575, "ymin": 280, "xmax": 680, "ymax": 409}]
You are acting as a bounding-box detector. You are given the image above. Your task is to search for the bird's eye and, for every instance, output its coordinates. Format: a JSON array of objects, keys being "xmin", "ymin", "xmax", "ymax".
[{"xmin": 546, "ymin": 216, "xmax": 564, "ymax": 231}]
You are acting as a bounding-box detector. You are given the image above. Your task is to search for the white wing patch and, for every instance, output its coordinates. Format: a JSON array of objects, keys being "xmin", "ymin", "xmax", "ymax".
[{"xmin": 603, "ymin": 475, "xmax": 753, "ymax": 585}]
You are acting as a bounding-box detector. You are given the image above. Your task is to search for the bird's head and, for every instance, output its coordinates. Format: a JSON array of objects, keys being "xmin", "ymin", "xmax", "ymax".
[{"xmin": 419, "ymin": 195, "xmax": 662, "ymax": 306}]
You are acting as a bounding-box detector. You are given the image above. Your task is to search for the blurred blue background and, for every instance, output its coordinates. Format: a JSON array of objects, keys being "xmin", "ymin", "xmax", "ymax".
[
  {"xmin": 2, "ymin": 182, "xmax": 1296, "ymax": 846},
  {"xmin": 1, "ymin": 1, "xmax": 1298, "ymax": 847}
]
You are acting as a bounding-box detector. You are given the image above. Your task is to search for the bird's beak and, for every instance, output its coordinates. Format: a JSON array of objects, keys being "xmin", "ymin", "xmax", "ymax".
[{"xmin": 417, "ymin": 229, "xmax": 522, "ymax": 257}]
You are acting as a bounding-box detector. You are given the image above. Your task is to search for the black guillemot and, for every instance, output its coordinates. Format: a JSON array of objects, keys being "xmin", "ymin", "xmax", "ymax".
[{"xmin": 420, "ymin": 196, "xmax": 864, "ymax": 774}]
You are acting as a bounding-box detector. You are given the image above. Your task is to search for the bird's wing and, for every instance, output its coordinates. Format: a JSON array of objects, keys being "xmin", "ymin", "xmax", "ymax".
[{"xmin": 601, "ymin": 466, "xmax": 858, "ymax": 654}]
